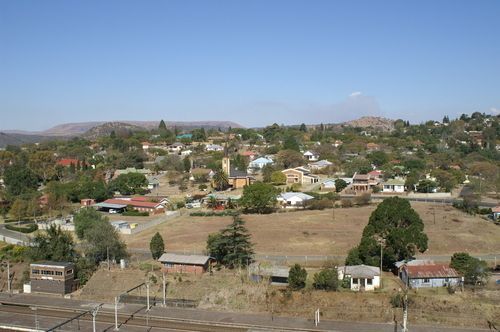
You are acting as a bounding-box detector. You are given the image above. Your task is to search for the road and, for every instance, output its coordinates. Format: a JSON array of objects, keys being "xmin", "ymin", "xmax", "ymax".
[{"xmin": 0, "ymin": 293, "xmax": 491, "ymax": 332}]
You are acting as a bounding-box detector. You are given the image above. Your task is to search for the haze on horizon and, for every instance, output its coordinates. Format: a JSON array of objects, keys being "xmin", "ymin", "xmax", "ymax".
[{"xmin": 1, "ymin": 0, "xmax": 499, "ymax": 131}]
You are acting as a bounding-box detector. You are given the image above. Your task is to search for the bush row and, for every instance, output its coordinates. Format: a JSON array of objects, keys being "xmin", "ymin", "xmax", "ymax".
[{"xmin": 5, "ymin": 223, "xmax": 38, "ymax": 233}]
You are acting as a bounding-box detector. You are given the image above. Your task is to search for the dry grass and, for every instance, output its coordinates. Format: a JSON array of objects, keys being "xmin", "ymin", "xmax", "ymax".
[{"xmin": 124, "ymin": 202, "xmax": 500, "ymax": 256}]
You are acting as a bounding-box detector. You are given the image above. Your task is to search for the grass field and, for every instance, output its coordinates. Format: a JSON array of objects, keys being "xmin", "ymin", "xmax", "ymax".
[{"xmin": 124, "ymin": 202, "xmax": 500, "ymax": 256}]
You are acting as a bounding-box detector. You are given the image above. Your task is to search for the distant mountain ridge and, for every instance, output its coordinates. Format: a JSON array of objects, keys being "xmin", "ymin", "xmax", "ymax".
[
  {"xmin": 3, "ymin": 120, "xmax": 243, "ymax": 137},
  {"xmin": 341, "ymin": 116, "xmax": 395, "ymax": 131}
]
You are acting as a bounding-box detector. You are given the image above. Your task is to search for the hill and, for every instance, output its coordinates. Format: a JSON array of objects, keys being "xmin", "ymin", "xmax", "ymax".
[
  {"xmin": 0, "ymin": 132, "xmax": 68, "ymax": 148},
  {"xmin": 342, "ymin": 116, "xmax": 395, "ymax": 131},
  {"xmin": 81, "ymin": 122, "xmax": 148, "ymax": 139}
]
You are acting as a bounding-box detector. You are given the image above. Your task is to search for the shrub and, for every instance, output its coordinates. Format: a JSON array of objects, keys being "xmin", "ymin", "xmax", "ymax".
[
  {"xmin": 288, "ymin": 264, "xmax": 307, "ymax": 290},
  {"xmin": 341, "ymin": 199, "xmax": 353, "ymax": 208},
  {"xmin": 313, "ymin": 268, "xmax": 338, "ymax": 291},
  {"xmin": 5, "ymin": 223, "xmax": 38, "ymax": 233},
  {"xmin": 306, "ymin": 199, "xmax": 333, "ymax": 210},
  {"xmin": 122, "ymin": 210, "xmax": 149, "ymax": 216},
  {"xmin": 354, "ymin": 193, "xmax": 371, "ymax": 206}
]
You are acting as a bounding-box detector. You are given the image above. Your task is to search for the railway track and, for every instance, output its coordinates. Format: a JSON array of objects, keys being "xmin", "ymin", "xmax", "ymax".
[{"xmin": 0, "ymin": 303, "xmax": 249, "ymax": 332}]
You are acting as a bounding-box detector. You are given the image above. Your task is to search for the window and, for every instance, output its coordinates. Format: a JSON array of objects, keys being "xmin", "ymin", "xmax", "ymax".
[
  {"xmin": 41, "ymin": 270, "xmax": 54, "ymax": 275},
  {"xmin": 66, "ymin": 269, "xmax": 73, "ymax": 275},
  {"xmin": 367, "ymin": 278, "xmax": 373, "ymax": 285},
  {"xmin": 32, "ymin": 269, "xmax": 40, "ymax": 275},
  {"xmin": 55, "ymin": 271, "xmax": 63, "ymax": 276},
  {"xmin": 423, "ymin": 278, "xmax": 430, "ymax": 283},
  {"xmin": 165, "ymin": 263, "xmax": 173, "ymax": 268},
  {"xmin": 352, "ymin": 278, "xmax": 359, "ymax": 285}
]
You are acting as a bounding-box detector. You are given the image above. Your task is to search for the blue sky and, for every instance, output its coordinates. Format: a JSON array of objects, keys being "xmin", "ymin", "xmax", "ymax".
[{"xmin": 1, "ymin": 0, "xmax": 499, "ymax": 130}]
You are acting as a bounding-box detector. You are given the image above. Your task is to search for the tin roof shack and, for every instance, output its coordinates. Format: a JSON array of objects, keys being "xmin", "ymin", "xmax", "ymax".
[
  {"xmin": 337, "ymin": 265, "xmax": 380, "ymax": 291},
  {"xmin": 30, "ymin": 262, "xmax": 75, "ymax": 295},
  {"xmin": 401, "ymin": 263, "xmax": 461, "ymax": 289},
  {"xmin": 248, "ymin": 263, "xmax": 289, "ymax": 286},
  {"xmin": 158, "ymin": 253, "xmax": 213, "ymax": 275}
]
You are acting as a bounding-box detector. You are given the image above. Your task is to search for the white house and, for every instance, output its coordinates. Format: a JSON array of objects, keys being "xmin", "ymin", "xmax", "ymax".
[
  {"xmin": 337, "ymin": 265, "xmax": 381, "ymax": 291},
  {"xmin": 169, "ymin": 142, "xmax": 185, "ymax": 152},
  {"xmin": 147, "ymin": 176, "xmax": 160, "ymax": 190},
  {"xmin": 309, "ymin": 159, "xmax": 333, "ymax": 170},
  {"xmin": 320, "ymin": 179, "xmax": 336, "ymax": 191},
  {"xmin": 180, "ymin": 149, "xmax": 192, "ymax": 156},
  {"xmin": 205, "ymin": 144, "xmax": 224, "ymax": 152},
  {"xmin": 277, "ymin": 192, "xmax": 314, "ymax": 208},
  {"xmin": 303, "ymin": 150, "xmax": 319, "ymax": 162},
  {"xmin": 248, "ymin": 157, "xmax": 273, "ymax": 170},
  {"xmin": 382, "ymin": 178, "xmax": 406, "ymax": 193}
]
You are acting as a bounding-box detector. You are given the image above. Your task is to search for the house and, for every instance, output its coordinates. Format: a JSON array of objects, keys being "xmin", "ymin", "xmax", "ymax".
[
  {"xmin": 337, "ymin": 265, "xmax": 380, "ymax": 291},
  {"xmin": 248, "ymin": 157, "xmax": 274, "ymax": 170},
  {"xmin": 277, "ymin": 192, "xmax": 314, "ymax": 207},
  {"xmin": 400, "ymin": 263, "xmax": 461, "ymax": 289},
  {"xmin": 95, "ymin": 197, "xmax": 167, "ymax": 215},
  {"xmin": 367, "ymin": 170, "xmax": 383, "ymax": 180},
  {"xmin": 240, "ymin": 151, "xmax": 257, "ymax": 160},
  {"xmin": 205, "ymin": 144, "xmax": 224, "ymax": 152},
  {"xmin": 492, "ymin": 206, "xmax": 500, "ymax": 220},
  {"xmin": 180, "ymin": 149, "xmax": 192, "ymax": 157},
  {"xmin": 169, "ymin": 142, "xmax": 185, "ymax": 152},
  {"xmin": 30, "ymin": 262, "xmax": 76, "ymax": 295},
  {"xmin": 320, "ymin": 179, "xmax": 337, "ymax": 191},
  {"xmin": 350, "ymin": 172, "xmax": 379, "ymax": 192},
  {"xmin": 281, "ymin": 167, "xmax": 319, "ymax": 185},
  {"xmin": 303, "ymin": 150, "xmax": 319, "ymax": 162},
  {"xmin": 57, "ymin": 158, "xmax": 88, "ymax": 168},
  {"xmin": 382, "ymin": 178, "xmax": 406, "ymax": 193},
  {"xmin": 202, "ymin": 193, "xmax": 241, "ymax": 208},
  {"xmin": 366, "ymin": 143, "xmax": 380, "ymax": 152},
  {"xmin": 249, "ymin": 263, "xmax": 289, "ymax": 286},
  {"xmin": 114, "ymin": 167, "xmax": 152, "ymax": 178},
  {"xmin": 80, "ymin": 198, "xmax": 96, "ymax": 206},
  {"xmin": 158, "ymin": 253, "xmax": 213, "ymax": 274},
  {"xmin": 333, "ymin": 140, "xmax": 343, "ymax": 148},
  {"xmin": 142, "ymin": 142, "xmax": 151, "ymax": 150},
  {"xmin": 147, "ymin": 176, "xmax": 160, "ymax": 190},
  {"xmin": 309, "ymin": 160, "xmax": 333, "ymax": 170},
  {"xmin": 221, "ymin": 154, "xmax": 254, "ymax": 189}
]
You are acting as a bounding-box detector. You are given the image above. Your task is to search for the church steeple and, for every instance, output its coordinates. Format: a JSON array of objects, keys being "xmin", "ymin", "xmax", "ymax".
[{"xmin": 222, "ymin": 142, "xmax": 231, "ymax": 176}]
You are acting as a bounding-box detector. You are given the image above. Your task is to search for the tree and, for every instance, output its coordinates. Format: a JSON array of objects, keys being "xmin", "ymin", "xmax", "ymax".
[
  {"xmin": 299, "ymin": 123, "xmax": 307, "ymax": 132},
  {"xmin": 367, "ymin": 151, "xmax": 389, "ymax": 167},
  {"xmin": 346, "ymin": 197, "xmax": 428, "ymax": 269},
  {"xmin": 206, "ymin": 215, "xmax": 254, "ymax": 268},
  {"xmin": 416, "ymin": 179, "xmax": 437, "ymax": 193},
  {"xmin": 270, "ymin": 171, "xmax": 286, "ymax": 185},
  {"xmin": 334, "ymin": 179, "xmax": 348, "ymax": 193},
  {"xmin": 450, "ymin": 252, "xmax": 489, "ymax": 285},
  {"xmin": 212, "ymin": 168, "xmax": 229, "ymax": 191},
  {"xmin": 288, "ymin": 264, "xmax": 307, "ymax": 290},
  {"xmin": 313, "ymin": 268, "xmax": 338, "ymax": 291},
  {"xmin": 28, "ymin": 151, "xmax": 56, "ymax": 183},
  {"xmin": 240, "ymin": 182, "xmax": 279, "ymax": 213},
  {"xmin": 28, "ymin": 225, "xmax": 76, "ymax": 262},
  {"xmin": 3, "ymin": 164, "xmax": 39, "ymax": 197},
  {"xmin": 276, "ymin": 149, "xmax": 304, "ymax": 169},
  {"xmin": 74, "ymin": 208, "xmax": 108, "ymax": 239},
  {"xmin": 82, "ymin": 218, "xmax": 128, "ymax": 264},
  {"xmin": 150, "ymin": 232, "xmax": 165, "ymax": 260},
  {"xmin": 109, "ymin": 173, "xmax": 147, "ymax": 195}
]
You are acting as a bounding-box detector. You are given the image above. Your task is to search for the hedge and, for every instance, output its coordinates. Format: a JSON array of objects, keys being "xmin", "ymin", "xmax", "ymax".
[{"xmin": 5, "ymin": 223, "xmax": 38, "ymax": 233}]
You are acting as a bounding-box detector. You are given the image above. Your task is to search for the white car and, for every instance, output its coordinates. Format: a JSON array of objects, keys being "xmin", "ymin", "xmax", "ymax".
[{"xmin": 109, "ymin": 209, "xmax": 118, "ymax": 214}]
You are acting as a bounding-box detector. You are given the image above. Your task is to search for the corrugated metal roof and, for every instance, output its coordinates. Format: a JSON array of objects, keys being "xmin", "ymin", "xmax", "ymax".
[
  {"xmin": 279, "ymin": 192, "xmax": 314, "ymax": 201},
  {"xmin": 31, "ymin": 261, "xmax": 74, "ymax": 268},
  {"xmin": 406, "ymin": 264, "xmax": 460, "ymax": 279},
  {"xmin": 158, "ymin": 253, "xmax": 211, "ymax": 265},
  {"xmin": 248, "ymin": 263, "xmax": 289, "ymax": 278},
  {"xmin": 93, "ymin": 202, "xmax": 128, "ymax": 209}
]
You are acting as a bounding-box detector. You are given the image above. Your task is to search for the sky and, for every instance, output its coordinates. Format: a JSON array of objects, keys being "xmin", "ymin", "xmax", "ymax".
[{"xmin": 1, "ymin": 0, "xmax": 500, "ymax": 131}]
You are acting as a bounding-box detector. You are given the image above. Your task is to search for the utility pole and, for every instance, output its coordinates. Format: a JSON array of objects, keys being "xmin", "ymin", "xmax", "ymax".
[
  {"xmin": 91, "ymin": 304, "xmax": 102, "ymax": 332},
  {"xmin": 402, "ymin": 291, "xmax": 408, "ymax": 332},
  {"xmin": 30, "ymin": 306, "xmax": 39, "ymax": 331},
  {"xmin": 146, "ymin": 283, "xmax": 150, "ymax": 311},
  {"xmin": 114, "ymin": 296, "xmax": 119, "ymax": 331},
  {"xmin": 107, "ymin": 247, "xmax": 110, "ymax": 271},
  {"xmin": 7, "ymin": 261, "xmax": 11, "ymax": 294},
  {"xmin": 162, "ymin": 272, "xmax": 166, "ymax": 306}
]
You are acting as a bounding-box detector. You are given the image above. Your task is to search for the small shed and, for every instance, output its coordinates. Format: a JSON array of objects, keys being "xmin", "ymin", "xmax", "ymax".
[
  {"xmin": 401, "ymin": 263, "xmax": 461, "ymax": 288},
  {"xmin": 158, "ymin": 253, "xmax": 213, "ymax": 274},
  {"xmin": 248, "ymin": 263, "xmax": 289, "ymax": 286}
]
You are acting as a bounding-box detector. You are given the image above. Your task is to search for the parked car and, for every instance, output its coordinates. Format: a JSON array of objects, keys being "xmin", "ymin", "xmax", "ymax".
[
  {"xmin": 109, "ymin": 209, "xmax": 118, "ymax": 214},
  {"xmin": 186, "ymin": 201, "xmax": 201, "ymax": 209}
]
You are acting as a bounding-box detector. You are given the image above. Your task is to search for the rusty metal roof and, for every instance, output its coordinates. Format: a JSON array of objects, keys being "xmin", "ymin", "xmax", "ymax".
[{"xmin": 406, "ymin": 264, "xmax": 460, "ymax": 279}]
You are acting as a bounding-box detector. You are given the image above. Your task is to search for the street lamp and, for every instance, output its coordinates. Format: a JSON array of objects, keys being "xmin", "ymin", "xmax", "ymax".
[{"xmin": 30, "ymin": 306, "xmax": 39, "ymax": 331}]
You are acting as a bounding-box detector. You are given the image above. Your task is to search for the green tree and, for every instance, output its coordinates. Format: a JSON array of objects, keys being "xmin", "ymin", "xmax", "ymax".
[
  {"xmin": 150, "ymin": 232, "xmax": 165, "ymax": 260},
  {"xmin": 270, "ymin": 171, "xmax": 286, "ymax": 185},
  {"xmin": 212, "ymin": 168, "xmax": 229, "ymax": 191},
  {"xmin": 288, "ymin": 264, "xmax": 307, "ymax": 290},
  {"xmin": 367, "ymin": 151, "xmax": 389, "ymax": 167},
  {"xmin": 240, "ymin": 182, "xmax": 279, "ymax": 213},
  {"xmin": 82, "ymin": 218, "xmax": 128, "ymax": 264},
  {"xmin": 207, "ymin": 215, "xmax": 254, "ymax": 268},
  {"xmin": 299, "ymin": 123, "xmax": 307, "ymax": 132},
  {"xmin": 28, "ymin": 151, "xmax": 57, "ymax": 183},
  {"xmin": 109, "ymin": 173, "xmax": 147, "ymax": 195},
  {"xmin": 346, "ymin": 197, "xmax": 428, "ymax": 269},
  {"xmin": 74, "ymin": 208, "xmax": 108, "ymax": 239},
  {"xmin": 276, "ymin": 149, "xmax": 304, "ymax": 169},
  {"xmin": 313, "ymin": 268, "xmax": 338, "ymax": 291},
  {"xmin": 334, "ymin": 179, "xmax": 348, "ymax": 193},
  {"xmin": 28, "ymin": 225, "xmax": 76, "ymax": 262},
  {"xmin": 183, "ymin": 157, "xmax": 191, "ymax": 173},
  {"xmin": 450, "ymin": 252, "xmax": 489, "ymax": 285},
  {"xmin": 416, "ymin": 179, "xmax": 437, "ymax": 193},
  {"xmin": 3, "ymin": 164, "xmax": 39, "ymax": 197}
]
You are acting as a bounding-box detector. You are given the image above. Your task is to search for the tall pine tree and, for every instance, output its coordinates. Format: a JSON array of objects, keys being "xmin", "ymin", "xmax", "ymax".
[{"xmin": 150, "ymin": 232, "xmax": 165, "ymax": 260}]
